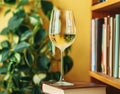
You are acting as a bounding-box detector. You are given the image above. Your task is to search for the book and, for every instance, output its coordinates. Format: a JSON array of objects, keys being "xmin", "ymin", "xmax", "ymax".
[
  {"xmin": 99, "ymin": 0, "xmax": 106, "ymax": 2},
  {"xmin": 101, "ymin": 16, "xmax": 109, "ymax": 75},
  {"xmin": 114, "ymin": 14, "xmax": 120, "ymax": 78},
  {"xmin": 91, "ymin": 18, "xmax": 104, "ymax": 72},
  {"xmin": 91, "ymin": 19, "xmax": 97, "ymax": 71},
  {"xmin": 96, "ymin": 18, "xmax": 104, "ymax": 72},
  {"xmin": 42, "ymin": 81, "xmax": 106, "ymax": 94},
  {"xmin": 109, "ymin": 16, "xmax": 114, "ymax": 77},
  {"xmin": 92, "ymin": 0, "xmax": 107, "ymax": 5}
]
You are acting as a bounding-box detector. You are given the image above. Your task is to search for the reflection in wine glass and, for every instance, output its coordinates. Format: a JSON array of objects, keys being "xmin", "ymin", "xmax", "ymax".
[{"xmin": 49, "ymin": 8, "xmax": 76, "ymax": 86}]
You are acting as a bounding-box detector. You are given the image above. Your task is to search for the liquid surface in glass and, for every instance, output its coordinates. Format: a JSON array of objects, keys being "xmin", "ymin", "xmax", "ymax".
[{"xmin": 49, "ymin": 34, "xmax": 75, "ymax": 51}]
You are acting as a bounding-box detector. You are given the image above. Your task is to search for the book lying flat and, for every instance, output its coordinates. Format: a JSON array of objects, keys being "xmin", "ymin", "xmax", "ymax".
[{"xmin": 42, "ymin": 81, "xmax": 106, "ymax": 94}]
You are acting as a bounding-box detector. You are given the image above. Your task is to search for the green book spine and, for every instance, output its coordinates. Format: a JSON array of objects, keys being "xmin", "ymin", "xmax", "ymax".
[{"xmin": 114, "ymin": 14, "xmax": 120, "ymax": 78}]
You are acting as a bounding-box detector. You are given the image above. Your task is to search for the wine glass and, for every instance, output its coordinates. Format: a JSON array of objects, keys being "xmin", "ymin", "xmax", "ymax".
[{"xmin": 49, "ymin": 8, "xmax": 76, "ymax": 86}]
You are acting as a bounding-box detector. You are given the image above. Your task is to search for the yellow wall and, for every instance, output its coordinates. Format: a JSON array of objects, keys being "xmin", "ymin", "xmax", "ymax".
[
  {"xmin": 0, "ymin": 8, "xmax": 11, "ymax": 43},
  {"xmin": 51, "ymin": 0, "xmax": 91, "ymax": 82}
]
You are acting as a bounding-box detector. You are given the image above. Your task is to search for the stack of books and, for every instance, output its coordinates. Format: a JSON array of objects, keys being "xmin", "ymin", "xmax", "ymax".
[{"xmin": 42, "ymin": 81, "xmax": 106, "ymax": 94}]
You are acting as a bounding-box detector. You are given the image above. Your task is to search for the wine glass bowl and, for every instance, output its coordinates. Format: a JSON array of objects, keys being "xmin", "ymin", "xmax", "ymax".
[{"xmin": 49, "ymin": 8, "xmax": 76, "ymax": 86}]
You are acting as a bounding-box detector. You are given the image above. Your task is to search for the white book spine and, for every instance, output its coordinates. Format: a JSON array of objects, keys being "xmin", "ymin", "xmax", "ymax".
[
  {"xmin": 91, "ymin": 19, "xmax": 96, "ymax": 71},
  {"xmin": 109, "ymin": 17, "xmax": 113, "ymax": 77},
  {"xmin": 101, "ymin": 17, "xmax": 107, "ymax": 75}
]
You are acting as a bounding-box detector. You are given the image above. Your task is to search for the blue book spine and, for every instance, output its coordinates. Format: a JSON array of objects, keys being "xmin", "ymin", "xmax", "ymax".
[
  {"xmin": 114, "ymin": 14, "xmax": 120, "ymax": 78},
  {"xmin": 99, "ymin": 0, "xmax": 106, "ymax": 2}
]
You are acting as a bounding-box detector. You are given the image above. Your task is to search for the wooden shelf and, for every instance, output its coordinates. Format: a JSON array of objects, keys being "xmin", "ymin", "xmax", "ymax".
[
  {"xmin": 91, "ymin": 0, "xmax": 120, "ymax": 93},
  {"xmin": 92, "ymin": 0, "xmax": 120, "ymax": 12},
  {"xmin": 89, "ymin": 71, "xmax": 120, "ymax": 89}
]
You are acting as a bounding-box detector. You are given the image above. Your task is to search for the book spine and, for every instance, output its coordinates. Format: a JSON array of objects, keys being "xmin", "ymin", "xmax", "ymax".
[
  {"xmin": 91, "ymin": 19, "xmax": 97, "ymax": 71},
  {"xmin": 109, "ymin": 17, "xmax": 114, "ymax": 77},
  {"xmin": 97, "ymin": 18, "xmax": 104, "ymax": 72},
  {"xmin": 101, "ymin": 17, "xmax": 107, "ymax": 75},
  {"xmin": 113, "ymin": 14, "xmax": 120, "ymax": 78},
  {"xmin": 99, "ymin": 0, "xmax": 106, "ymax": 2}
]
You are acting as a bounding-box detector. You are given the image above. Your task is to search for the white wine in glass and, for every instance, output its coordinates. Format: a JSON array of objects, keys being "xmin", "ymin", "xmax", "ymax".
[{"xmin": 49, "ymin": 8, "xmax": 76, "ymax": 86}]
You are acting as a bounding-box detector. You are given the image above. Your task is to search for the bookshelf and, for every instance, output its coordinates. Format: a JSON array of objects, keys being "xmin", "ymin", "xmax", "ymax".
[
  {"xmin": 89, "ymin": 71, "xmax": 120, "ymax": 89},
  {"xmin": 90, "ymin": 0, "xmax": 120, "ymax": 94},
  {"xmin": 92, "ymin": 0, "xmax": 120, "ymax": 11}
]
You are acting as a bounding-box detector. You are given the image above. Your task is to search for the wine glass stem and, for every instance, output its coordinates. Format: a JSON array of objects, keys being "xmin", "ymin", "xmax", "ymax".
[{"xmin": 59, "ymin": 50, "xmax": 64, "ymax": 81}]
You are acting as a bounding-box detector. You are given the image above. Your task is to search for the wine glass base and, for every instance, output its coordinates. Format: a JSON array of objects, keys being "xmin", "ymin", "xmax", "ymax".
[{"xmin": 52, "ymin": 81, "xmax": 74, "ymax": 86}]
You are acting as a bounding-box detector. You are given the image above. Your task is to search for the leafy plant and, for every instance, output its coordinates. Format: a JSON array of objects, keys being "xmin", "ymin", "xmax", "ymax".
[{"xmin": 0, "ymin": 0, "xmax": 73, "ymax": 94}]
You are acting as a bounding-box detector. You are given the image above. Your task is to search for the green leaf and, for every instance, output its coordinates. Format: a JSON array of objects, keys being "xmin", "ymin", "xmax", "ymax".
[
  {"xmin": 10, "ymin": 52, "xmax": 21, "ymax": 63},
  {"xmin": 0, "ymin": 91, "xmax": 7, "ymax": 94},
  {"xmin": 19, "ymin": 79, "xmax": 30, "ymax": 88},
  {"xmin": 11, "ymin": 91, "xmax": 24, "ymax": 94},
  {"xmin": 12, "ymin": 74, "xmax": 20, "ymax": 88},
  {"xmin": 8, "ymin": 16, "xmax": 24, "ymax": 31},
  {"xmin": 4, "ymin": 0, "xmax": 16, "ymax": 4},
  {"xmin": 52, "ymin": 72, "xmax": 60, "ymax": 81},
  {"xmin": 16, "ymin": 25, "xmax": 29, "ymax": 36},
  {"xmin": 44, "ymin": 72, "xmax": 60, "ymax": 81},
  {"xmin": 63, "ymin": 55, "xmax": 73, "ymax": 74},
  {"xmin": 34, "ymin": 29, "xmax": 47, "ymax": 44},
  {"xmin": 1, "ymin": 40, "xmax": 10, "ymax": 49},
  {"xmin": 41, "ymin": 1, "xmax": 53, "ymax": 19},
  {"xmin": 32, "ymin": 85, "xmax": 42, "ymax": 94},
  {"xmin": 37, "ymin": 55, "xmax": 50, "ymax": 72},
  {"xmin": 12, "ymin": 34, "xmax": 19, "ymax": 44},
  {"xmin": 25, "ymin": 50, "xmax": 34, "ymax": 67},
  {"xmin": 36, "ymin": 39, "xmax": 50, "ymax": 54},
  {"xmin": 47, "ymin": 41, "xmax": 53, "ymax": 53},
  {"xmin": 16, "ymin": 0, "xmax": 28, "ymax": 8},
  {"xmin": 0, "ymin": 27, "xmax": 10, "ymax": 35},
  {"xmin": 3, "ymin": 73, "xmax": 10, "ymax": 81},
  {"xmin": 0, "ymin": 67, "xmax": 7, "ymax": 74},
  {"xmin": 14, "ymin": 42, "xmax": 30, "ymax": 52},
  {"xmin": 4, "ymin": 9, "xmax": 11, "ymax": 16},
  {"xmin": 65, "ymin": 46, "xmax": 71, "ymax": 55},
  {"xmin": 20, "ymin": 29, "xmax": 32, "ymax": 41},
  {"xmin": 17, "ymin": 65, "xmax": 30, "ymax": 72},
  {"xmin": 0, "ymin": 81, "xmax": 3, "ymax": 86},
  {"xmin": 20, "ymin": 76, "xmax": 32, "ymax": 81},
  {"xmin": 33, "ymin": 73, "xmax": 46, "ymax": 85},
  {"xmin": 0, "ymin": 48, "xmax": 9, "ymax": 62},
  {"xmin": 7, "ymin": 61, "xmax": 14, "ymax": 72},
  {"xmin": 30, "ymin": 13, "xmax": 42, "ymax": 26},
  {"xmin": 13, "ymin": 75, "xmax": 31, "ymax": 88},
  {"xmin": 14, "ymin": 8, "xmax": 26, "ymax": 18}
]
